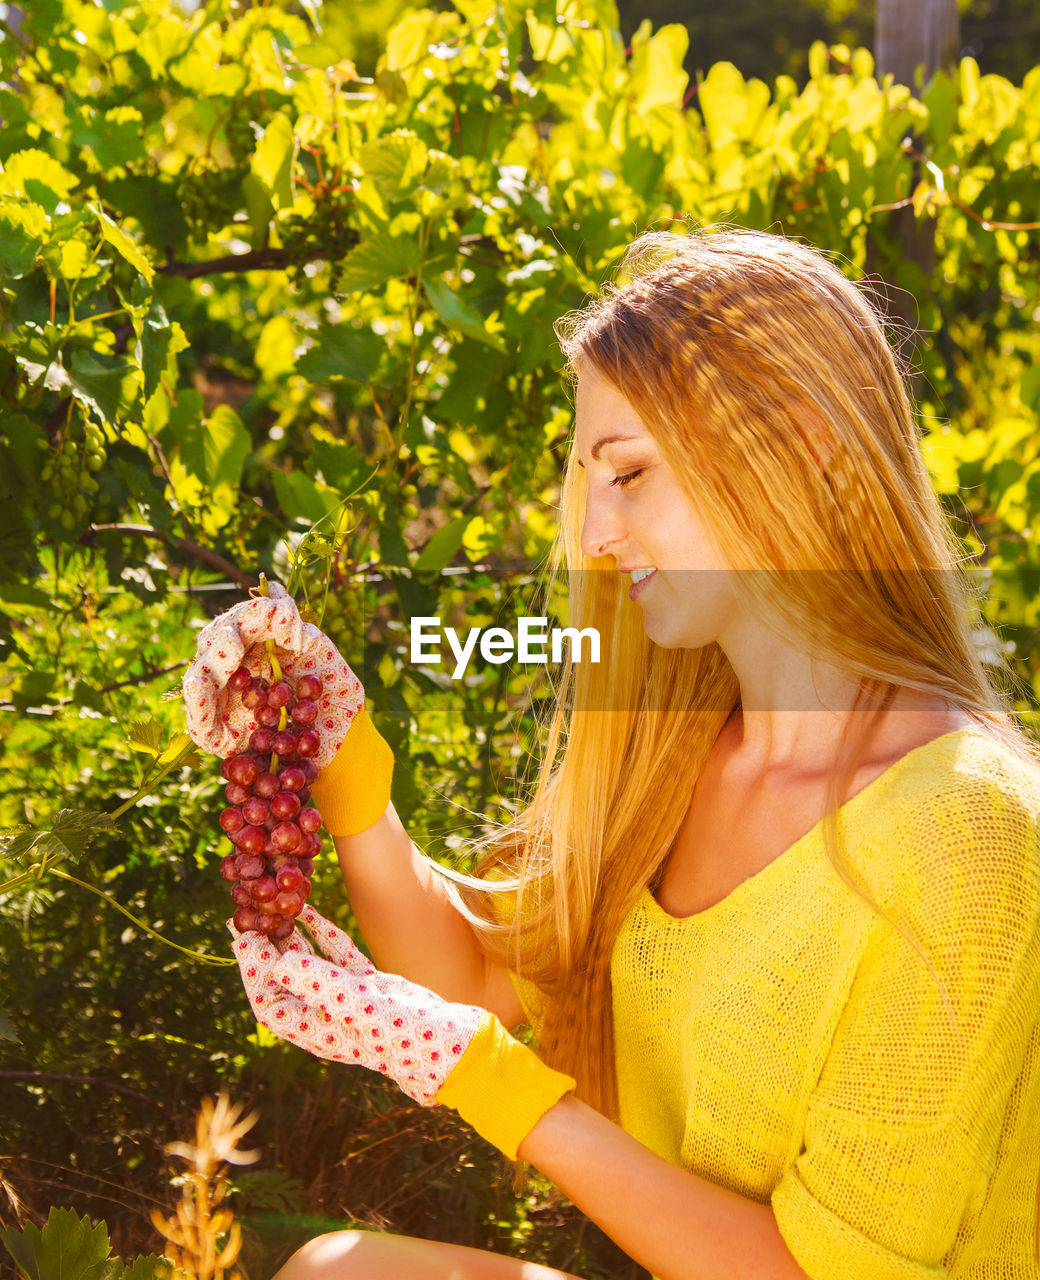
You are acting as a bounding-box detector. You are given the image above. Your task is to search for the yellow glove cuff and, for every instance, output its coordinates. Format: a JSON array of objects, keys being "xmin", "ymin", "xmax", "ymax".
[
  {"xmin": 310, "ymin": 707, "xmax": 394, "ymax": 837},
  {"xmin": 435, "ymin": 1014, "xmax": 576, "ymax": 1160}
]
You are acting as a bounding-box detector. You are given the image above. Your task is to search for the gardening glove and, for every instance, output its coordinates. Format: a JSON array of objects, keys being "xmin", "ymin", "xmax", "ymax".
[
  {"xmin": 230, "ymin": 904, "xmax": 575, "ymax": 1160},
  {"xmin": 182, "ymin": 580, "xmax": 392, "ymax": 834}
]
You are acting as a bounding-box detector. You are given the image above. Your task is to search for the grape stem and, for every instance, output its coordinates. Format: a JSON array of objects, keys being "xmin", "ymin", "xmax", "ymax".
[
  {"xmin": 258, "ymin": 573, "xmax": 289, "ymax": 769},
  {"xmin": 49, "ymin": 869, "xmax": 235, "ymax": 966}
]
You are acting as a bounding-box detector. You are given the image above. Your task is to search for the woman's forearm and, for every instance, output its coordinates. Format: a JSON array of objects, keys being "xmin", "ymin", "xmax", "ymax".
[
  {"xmin": 518, "ymin": 1095, "xmax": 810, "ymax": 1280},
  {"xmin": 330, "ymin": 802, "xmax": 523, "ymax": 1025}
]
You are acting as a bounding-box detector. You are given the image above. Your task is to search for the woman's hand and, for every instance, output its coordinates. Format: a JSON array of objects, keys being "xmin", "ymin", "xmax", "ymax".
[
  {"xmin": 182, "ymin": 581, "xmax": 363, "ymax": 766},
  {"xmin": 230, "ymin": 904, "xmax": 575, "ymax": 1158},
  {"xmin": 231, "ymin": 903, "xmax": 484, "ymax": 1104},
  {"xmin": 182, "ymin": 581, "xmax": 392, "ymax": 834}
]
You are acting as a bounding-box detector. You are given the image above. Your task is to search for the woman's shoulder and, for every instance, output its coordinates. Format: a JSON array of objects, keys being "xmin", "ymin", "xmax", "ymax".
[
  {"xmin": 862, "ymin": 726, "xmax": 1040, "ymax": 924},
  {"xmin": 893, "ymin": 725, "xmax": 1040, "ymax": 818}
]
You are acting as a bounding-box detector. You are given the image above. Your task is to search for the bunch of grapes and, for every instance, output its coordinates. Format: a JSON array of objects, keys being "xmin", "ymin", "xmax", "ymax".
[
  {"xmin": 218, "ymin": 667, "xmax": 326, "ymax": 941},
  {"xmin": 38, "ymin": 421, "xmax": 106, "ymax": 533}
]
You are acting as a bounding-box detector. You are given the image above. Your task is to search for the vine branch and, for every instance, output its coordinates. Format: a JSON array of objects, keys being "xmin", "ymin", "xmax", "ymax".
[{"xmin": 80, "ymin": 524, "xmax": 254, "ymax": 589}]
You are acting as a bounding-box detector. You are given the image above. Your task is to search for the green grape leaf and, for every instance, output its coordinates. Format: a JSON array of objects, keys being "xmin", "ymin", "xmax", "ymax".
[
  {"xmin": 120, "ymin": 1257, "xmax": 176, "ymax": 1280},
  {"xmin": 273, "ymin": 470, "xmax": 339, "ymax": 524},
  {"xmin": 337, "ymin": 235, "xmax": 420, "ymax": 293},
  {"xmin": 92, "ymin": 203, "xmax": 154, "ymax": 282},
  {"xmin": 423, "ymin": 278, "xmax": 505, "ymax": 350},
  {"xmin": 0, "ymin": 828, "xmax": 36, "ymax": 861},
  {"xmin": 127, "ymin": 718, "xmax": 164, "ymax": 754},
  {"xmin": 296, "ymin": 325, "xmax": 383, "ymax": 383},
  {"xmin": 360, "ymin": 130, "xmax": 429, "ymax": 203},
  {"xmin": 68, "ymin": 351, "xmax": 140, "ymax": 424},
  {"xmin": 0, "ymin": 210, "xmax": 42, "ymax": 277},
  {"xmin": 242, "ymin": 172, "xmax": 275, "ymax": 247},
  {"xmin": 51, "ymin": 809, "xmax": 116, "ymax": 835},
  {"xmin": 136, "ymin": 302, "xmax": 185, "ymax": 401},
  {"xmin": 158, "ymin": 732, "xmax": 200, "ymax": 767},
  {"xmin": 173, "ymin": 406, "xmax": 252, "ymax": 528},
  {"xmin": 310, "ymin": 436, "xmax": 366, "ymax": 492},
  {"xmin": 0, "ymin": 1206, "xmax": 114, "ymax": 1280},
  {"xmin": 251, "ymin": 112, "xmax": 295, "ymax": 210},
  {"xmin": 0, "ymin": 809, "xmax": 117, "ymax": 863},
  {"xmin": 414, "ymin": 515, "xmax": 468, "ymax": 571},
  {"xmin": 0, "ymin": 150, "xmax": 78, "ymax": 213},
  {"xmin": 629, "ymin": 23, "xmax": 689, "ymax": 114}
]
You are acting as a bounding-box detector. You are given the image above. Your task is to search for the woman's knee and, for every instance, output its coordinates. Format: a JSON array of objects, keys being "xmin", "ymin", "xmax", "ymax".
[
  {"xmin": 272, "ymin": 1229, "xmax": 368, "ymax": 1280},
  {"xmin": 271, "ymin": 1228, "xmax": 581, "ymax": 1280}
]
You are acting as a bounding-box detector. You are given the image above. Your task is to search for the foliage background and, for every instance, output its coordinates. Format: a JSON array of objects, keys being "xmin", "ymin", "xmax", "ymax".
[{"xmin": 0, "ymin": 0, "xmax": 1038, "ymax": 1276}]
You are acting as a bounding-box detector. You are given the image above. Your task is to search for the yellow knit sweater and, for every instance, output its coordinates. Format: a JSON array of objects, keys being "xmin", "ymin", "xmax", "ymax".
[
  {"xmin": 606, "ymin": 729, "xmax": 1040, "ymax": 1278},
  {"xmin": 509, "ymin": 730, "xmax": 1040, "ymax": 1278}
]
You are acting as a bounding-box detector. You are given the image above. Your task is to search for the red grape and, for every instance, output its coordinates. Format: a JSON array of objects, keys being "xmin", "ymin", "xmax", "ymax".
[
  {"xmin": 220, "ymin": 806, "xmax": 245, "ymax": 834},
  {"xmin": 296, "ymin": 675, "xmax": 323, "ymax": 700},
  {"xmin": 295, "ymin": 730, "xmax": 320, "ymax": 758},
  {"xmin": 230, "ymin": 882, "xmax": 252, "ymax": 907},
  {"xmin": 249, "ymin": 727, "xmax": 275, "ymax": 753},
  {"xmin": 268, "ymin": 917, "xmax": 294, "ymax": 941},
  {"xmin": 276, "ymin": 865, "xmax": 304, "ymax": 893},
  {"xmin": 271, "ymin": 790, "xmax": 301, "ymax": 821},
  {"xmin": 272, "ymin": 821, "xmax": 302, "ymax": 853},
  {"xmin": 235, "ymin": 825, "xmax": 266, "ymax": 855},
  {"xmin": 229, "ymin": 666, "xmax": 253, "ymax": 692},
  {"xmin": 233, "ymin": 905, "xmax": 261, "ymax": 932},
  {"xmin": 225, "ymin": 781, "xmax": 250, "ymax": 805},
  {"xmin": 251, "ymin": 874, "xmax": 278, "ymax": 903},
  {"xmin": 235, "ymin": 852, "xmax": 266, "ymax": 879},
  {"xmin": 267, "ymin": 681, "xmax": 293, "ymax": 708},
  {"xmin": 242, "ymin": 685, "xmax": 266, "ymax": 710},
  {"xmin": 299, "ymin": 807, "xmax": 321, "ymax": 834},
  {"xmin": 257, "ymin": 704, "xmax": 280, "ymax": 728},
  {"xmin": 254, "ymin": 771, "xmax": 280, "ymax": 798},
  {"xmin": 272, "ymin": 729, "xmax": 296, "ymax": 758},
  {"xmin": 279, "ymin": 765, "xmax": 305, "ymax": 792},
  {"xmin": 292, "ymin": 700, "xmax": 317, "ymax": 725},
  {"xmin": 242, "ymin": 795, "xmax": 269, "ymax": 825},
  {"xmin": 226, "ymin": 756, "xmax": 258, "ymax": 787},
  {"xmin": 274, "ymin": 890, "xmax": 303, "ymax": 917},
  {"xmin": 219, "ymin": 854, "xmax": 239, "ymax": 882}
]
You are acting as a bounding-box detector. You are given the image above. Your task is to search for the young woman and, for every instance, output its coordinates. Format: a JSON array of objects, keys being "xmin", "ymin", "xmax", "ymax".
[{"xmin": 184, "ymin": 227, "xmax": 1040, "ymax": 1279}]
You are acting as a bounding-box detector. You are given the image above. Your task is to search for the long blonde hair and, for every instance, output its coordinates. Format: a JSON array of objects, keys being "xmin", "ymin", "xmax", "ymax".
[{"xmin": 458, "ymin": 226, "xmax": 1035, "ymax": 1119}]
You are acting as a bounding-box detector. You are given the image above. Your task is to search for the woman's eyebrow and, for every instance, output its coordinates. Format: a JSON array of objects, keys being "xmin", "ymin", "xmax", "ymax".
[{"xmin": 575, "ymin": 434, "xmax": 641, "ymax": 468}]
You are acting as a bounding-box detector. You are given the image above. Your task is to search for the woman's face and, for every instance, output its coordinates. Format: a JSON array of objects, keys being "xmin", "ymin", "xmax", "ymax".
[{"xmin": 574, "ymin": 363, "xmax": 740, "ymax": 650}]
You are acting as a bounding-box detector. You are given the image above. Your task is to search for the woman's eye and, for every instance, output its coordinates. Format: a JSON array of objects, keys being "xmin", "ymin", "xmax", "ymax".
[{"xmin": 610, "ymin": 469, "xmax": 643, "ymax": 489}]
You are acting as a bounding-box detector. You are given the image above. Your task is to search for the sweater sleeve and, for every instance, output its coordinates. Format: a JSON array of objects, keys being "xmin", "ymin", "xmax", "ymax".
[{"xmin": 772, "ymin": 774, "xmax": 1040, "ymax": 1280}]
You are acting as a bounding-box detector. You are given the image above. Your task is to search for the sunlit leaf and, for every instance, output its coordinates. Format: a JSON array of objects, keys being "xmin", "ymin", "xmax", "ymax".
[
  {"xmin": 252, "ymin": 112, "xmax": 295, "ymax": 210},
  {"xmin": 423, "ymin": 278, "xmax": 504, "ymax": 350},
  {"xmin": 128, "ymin": 718, "xmax": 165, "ymax": 754},
  {"xmin": 93, "ymin": 203, "xmax": 154, "ymax": 282}
]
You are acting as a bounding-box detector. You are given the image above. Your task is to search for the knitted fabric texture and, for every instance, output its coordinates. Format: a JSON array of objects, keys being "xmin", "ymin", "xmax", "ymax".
[{"xmin": 517, "ymin": 730, "xmax": 1039, "ymax": 1280}]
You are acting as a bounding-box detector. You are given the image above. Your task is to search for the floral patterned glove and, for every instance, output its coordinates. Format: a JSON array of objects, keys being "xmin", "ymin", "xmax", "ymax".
[
  {"xmin": 182, "ymin": 581, "xmax": 392, "ymax": 834},
  {"xmin": 231, "ymin": 904, "xmax": 576, "ymax": 1159}
]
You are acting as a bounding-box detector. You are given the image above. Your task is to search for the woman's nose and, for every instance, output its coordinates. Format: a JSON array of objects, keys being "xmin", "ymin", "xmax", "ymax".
[{"xmin": 580, "ymin": 498, "xmax": 622, "ymax": 560}]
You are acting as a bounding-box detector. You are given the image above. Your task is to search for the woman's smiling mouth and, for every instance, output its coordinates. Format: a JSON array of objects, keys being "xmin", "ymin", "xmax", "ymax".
[{"xmin": 628, "ymin": 568, "xmax": 657, "ymax": 600}]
